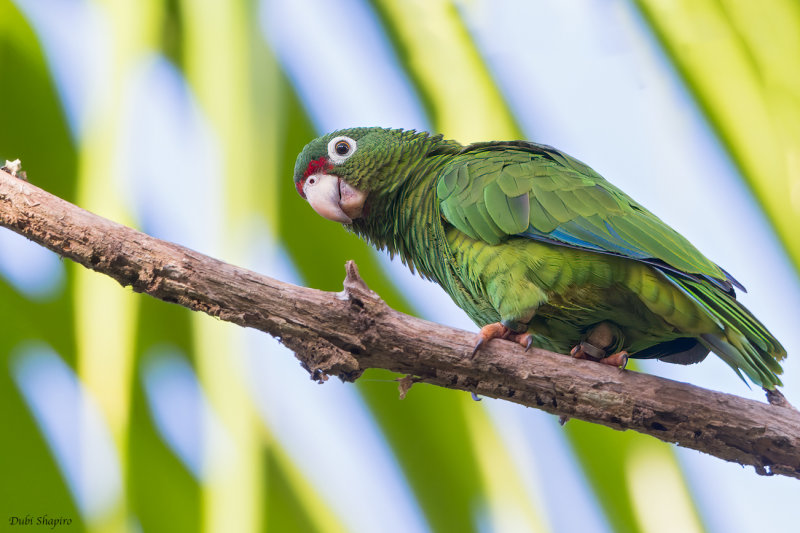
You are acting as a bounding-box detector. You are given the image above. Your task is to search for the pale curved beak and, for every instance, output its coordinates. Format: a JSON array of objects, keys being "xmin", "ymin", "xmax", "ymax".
[{"xmin": 303, "ymin": 173, "xmax": 366, "ymax": 224}]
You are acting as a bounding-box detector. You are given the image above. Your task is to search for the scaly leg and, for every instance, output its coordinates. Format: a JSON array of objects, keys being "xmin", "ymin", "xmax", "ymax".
[{"xmin": 472, "ymin": 322, "xmax": 533, "ymax": 357}]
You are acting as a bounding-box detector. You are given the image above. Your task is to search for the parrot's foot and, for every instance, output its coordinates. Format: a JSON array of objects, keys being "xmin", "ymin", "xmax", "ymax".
[
  {"xmin": 471, "ymin": 322, "xmax": 533, "ymax": 357},
  {"xmin": 570, "ymin": 343, "xmax": 628, "ymax": 369},
  {"xmin": 601, "ymin": 351, "xmax": 629, "ymax": 368}
]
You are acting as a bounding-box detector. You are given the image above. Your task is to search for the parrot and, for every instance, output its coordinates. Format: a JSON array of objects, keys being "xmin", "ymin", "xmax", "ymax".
[{"xmin": 293, "ymin": 127, "xmax": 786, "ymax": 389}]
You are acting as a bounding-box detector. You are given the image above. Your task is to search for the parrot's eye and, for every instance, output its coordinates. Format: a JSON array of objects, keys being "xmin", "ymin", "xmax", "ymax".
[
  {"xmin": 327, "ymin": 135, "xmax": 357, "ymax": 164},
  {"xmin": 335, "ymin": 141, "xmax": 350, "ymax": 155}
]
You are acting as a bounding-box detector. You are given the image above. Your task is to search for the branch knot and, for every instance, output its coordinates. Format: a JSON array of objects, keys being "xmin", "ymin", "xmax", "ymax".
[{"xmin": 340, "ymin": 260, "xmax": 380, "ymax": 303}]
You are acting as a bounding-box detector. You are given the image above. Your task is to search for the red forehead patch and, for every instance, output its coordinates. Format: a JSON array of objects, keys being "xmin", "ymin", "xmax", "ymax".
[
  {"xmin": 304, "ymin": 157, "xmax": 332, "ymax": 179},
  {"xmin": 296, "ymin": 157, "xmax": 333, "ymax": 199}
]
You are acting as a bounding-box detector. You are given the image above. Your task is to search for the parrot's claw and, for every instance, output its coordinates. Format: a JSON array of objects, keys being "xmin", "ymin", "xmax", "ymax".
[
  {"xmin": 601, "ymin": 351, "xmax": 629, "ymax": 369},
  {"xmin": 506, "ymin": 331, "xmax": 534, "ymax": 351},
  {"xmin": 522, "ymin": 334, "xmax": 534, "ymax": 351},
  {"xmin": 571, "ymin": 343, "xmax": 628, "ymax": 369},
  {"xmin": 471, "ymin": 323, "xmax": 507, "ymax": 357},
  {"xmin": 471, "ymin": 323, "xmax": 533, "ymax": 357}
]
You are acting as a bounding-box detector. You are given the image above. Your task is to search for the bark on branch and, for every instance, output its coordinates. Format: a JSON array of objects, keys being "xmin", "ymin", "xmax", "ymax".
[{"xmin": 1, "ymin": 167, "xmax": 798, "ymax": 480}]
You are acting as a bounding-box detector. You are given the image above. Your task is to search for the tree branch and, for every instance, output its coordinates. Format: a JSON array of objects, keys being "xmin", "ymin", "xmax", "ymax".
[{"xmin": 1, "ymin": 166, "xmax": 798, "ymax": 480}]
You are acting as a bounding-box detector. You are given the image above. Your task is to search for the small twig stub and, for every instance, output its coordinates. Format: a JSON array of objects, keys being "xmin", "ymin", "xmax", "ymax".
[{"xmin": 1, "ymin": 159, "xmax": 26, "ymax": 180}]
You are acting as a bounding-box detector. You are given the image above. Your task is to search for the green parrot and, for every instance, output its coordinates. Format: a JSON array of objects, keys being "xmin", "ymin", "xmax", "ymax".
[{"xmin": 293, "ymin": 127, "xmax": 786, "ymax": 389}]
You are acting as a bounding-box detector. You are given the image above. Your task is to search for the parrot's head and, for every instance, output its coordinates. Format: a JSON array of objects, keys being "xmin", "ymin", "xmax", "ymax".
[{"xmin": 293, "ymin": 127, "xmax": 449, "ymax": 224}]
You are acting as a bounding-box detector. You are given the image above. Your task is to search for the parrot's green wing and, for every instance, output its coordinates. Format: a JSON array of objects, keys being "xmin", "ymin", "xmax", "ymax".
[
  {"xmin": 436, "ymin": 141, "xmax": 785, "ymax": 387},
  {"xmin": 435, "ymin": 141, "xmax": 741, "ymax": 293}
]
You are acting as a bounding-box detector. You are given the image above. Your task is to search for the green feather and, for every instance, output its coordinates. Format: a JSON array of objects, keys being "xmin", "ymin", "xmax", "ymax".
[{"xmin": 484, "ymin": 181, "xmax": 528, "ymax": 234}]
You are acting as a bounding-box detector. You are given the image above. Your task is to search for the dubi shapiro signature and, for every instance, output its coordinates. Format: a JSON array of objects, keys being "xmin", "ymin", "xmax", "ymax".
[{"xmin": 8, "ymin": 515, "xmax": 73, "ymax": 529}]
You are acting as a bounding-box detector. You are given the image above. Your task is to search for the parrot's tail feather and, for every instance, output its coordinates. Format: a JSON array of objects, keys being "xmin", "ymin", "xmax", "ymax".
[
  {"xmin": 698, "ymin": 334, "xmax": 750, "ymax": 387},
  {"xmin": 665, "ymin": 274, "xmax": 785, "ymax": 389}
]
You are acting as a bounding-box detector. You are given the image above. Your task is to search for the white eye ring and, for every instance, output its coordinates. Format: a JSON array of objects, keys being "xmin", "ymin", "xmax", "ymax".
[{"xmin": 327, "ymin": 136, "xmax": 357, "ymax": 164}]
